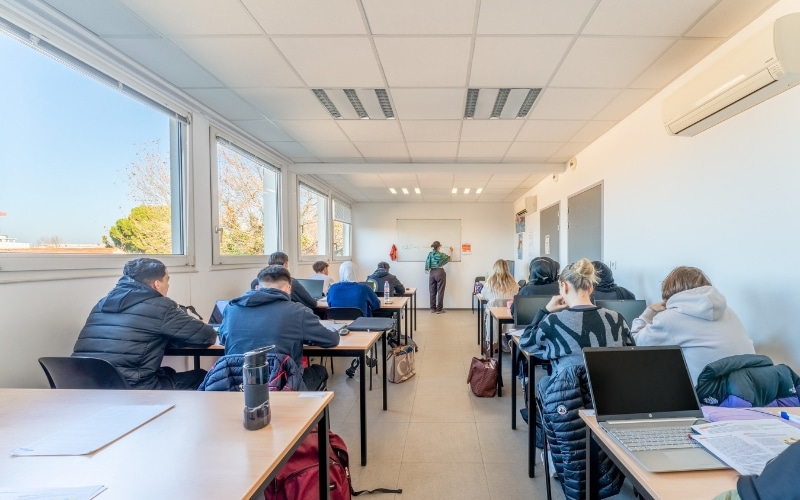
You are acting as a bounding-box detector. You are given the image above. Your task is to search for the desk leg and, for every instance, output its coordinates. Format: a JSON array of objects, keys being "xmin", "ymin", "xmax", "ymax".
[
  {"xmin": 528, "ymin": 358, "xmax": 535, "ymax": 478},
  {"xmin": 193, "ymin": 355, "xmax": 201, "ymax": 371},
  {"xmin": 587, "ymin": 428, "xmax": 600, "ymax": 500},
  {"xmin": 477, "ymin": 300, "xmax": 483, "ymax": 345},
  {"xmin": 382, "ymin": 331, "xmax": 387, "ymax": 411},
  {"xmin": 359, "ymin": 350, "xmax": 367, "ymax": 466},
  {"xmin": 404, "ymin": 301, "xmax": 409, "ymax": 342},
  {"xmin": 318, "ymin": 408, "xmax": 331, "ymax": 500},
  {"xmin": 511, "ymin": 342, "xmax": 517, "ymax": 429},
  {"xmin": 496, "ymin": 317, "xmax": 503, "ymax": 397},
  {"xmin": 488, "ymin": 314, "xmax": 494, "ymax": 359},
  {"xmin": 413, "ymin": 291, "xmax": 417, "ymax": 332}
]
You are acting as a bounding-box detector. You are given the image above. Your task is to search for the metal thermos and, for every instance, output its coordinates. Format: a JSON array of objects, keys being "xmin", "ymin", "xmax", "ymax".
[{"xmin": 243, "ymin": 345, "xmax": 273, "ymax": 431}]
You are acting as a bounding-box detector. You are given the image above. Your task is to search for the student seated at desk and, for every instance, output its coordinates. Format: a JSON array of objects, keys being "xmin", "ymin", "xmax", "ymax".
[
  {"xmin": 327, "ymin": 261, "xmax": 380, "ymax": 317},
  {"xmin": 480, "ymin": 259, "xmax": 519, "ymax": 351},
  {"xmin": 308, "ymin": 260, "xmax": 335, "ymax": 294},
  {"xmin": 367, "ymin": 261, "xmax": 405, "ymax": 296},
  {"xmin": 249, "ymin": 251, "xmax": 317, "ymax": 310},
  {"xmin": 589, "ymin": 261, "xmax": 635, "ymax": 301},
  {"xmin": 512, "ymin": 256, "xmax": 559, "ymax": 316},
  {"xmin": 221, "ymin": 265, "xmax": 340, "ymax": 391},
  {"xmin": 73, "ymin": 258, "xmax": 217, "ymax": 390}
]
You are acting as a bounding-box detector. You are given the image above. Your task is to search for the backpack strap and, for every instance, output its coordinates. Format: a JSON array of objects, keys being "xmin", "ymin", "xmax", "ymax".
[{"xmin": 351, "ymin": 486, "xmax": 403, "ymax": 496}]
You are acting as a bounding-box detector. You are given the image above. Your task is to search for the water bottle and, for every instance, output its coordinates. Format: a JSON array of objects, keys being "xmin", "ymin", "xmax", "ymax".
[
  {"xmin": 242, "ymin": 345, "xmax": 274, "ymax": 431},
  {"xmin": 384, "ymin": 281, "xmax": 390, "ymax": 303}
]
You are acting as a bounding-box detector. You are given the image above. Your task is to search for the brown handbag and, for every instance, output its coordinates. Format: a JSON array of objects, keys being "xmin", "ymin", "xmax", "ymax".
[{"xmin": 467, "ymin": 357, "xmax": 498, "ymax": 397}]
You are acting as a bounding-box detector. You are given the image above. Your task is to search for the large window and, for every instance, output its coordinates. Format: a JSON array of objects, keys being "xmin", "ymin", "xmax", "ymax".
[
  {"xmin": 212, "ymin": 136, "xmax": 280, "ymax": 264},
  {"xmin": 333, "ymin": 199, "xmax": 352, "ymax": 259},
  {"xmin": 0, "ymin": 17, "xmax": 188, "ymax": 274},
  {"xmin": 298, "ymin": 183, "xmax": 328, "ymax": 260}
]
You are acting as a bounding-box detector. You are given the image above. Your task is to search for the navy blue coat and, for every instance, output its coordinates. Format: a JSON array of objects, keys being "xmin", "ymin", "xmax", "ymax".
[
  {"xmin": 695, "ymin": 354, "xmax": 800, "ymax": 407},
  {"xmin": 326, "ymin": 282, "xmax": 381, "ymax": 317},
  {"xmin": 73, "ymin": 276, "xmax": 217, "ymax": 389}
]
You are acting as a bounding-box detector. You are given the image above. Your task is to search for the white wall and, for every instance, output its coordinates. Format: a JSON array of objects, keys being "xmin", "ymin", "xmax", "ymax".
[
  {"xmin": 352, "ymin": 202, "xmax": 515, "ymax": 309},
  {"xmin": 514, "ymin": 0, "xmax": 800, "ymax": 368}
]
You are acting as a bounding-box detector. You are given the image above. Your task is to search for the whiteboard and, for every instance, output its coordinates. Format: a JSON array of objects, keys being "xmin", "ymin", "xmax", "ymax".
[{"xmin": 396, "ymin": 219, "xmax": 461, "ymax": 262}]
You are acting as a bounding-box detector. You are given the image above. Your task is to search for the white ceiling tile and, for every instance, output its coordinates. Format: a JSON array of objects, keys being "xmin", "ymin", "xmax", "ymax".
[
  {"xmin": 105, "ymin": 37, "xmax": 222, "ymax": 88},
  {"xmin": 273, "ymin": 37, "xmax": 384, "ymax": 87},
  {"xmin": 572, "ymin": 121, "xmax": 616, "ymax": 143},
  {"xmin": 299, "ymin": 141, "xmax": 362, "ymax": 157},
  {"xmin": 233, "ymin": 120, "xmax": 294, "ymax": 142},
  {"xmin": 362, "ymin": 0, "xmax": 477, "ymax": 34},
  {"xmin": 551, "ymin": 37, "xmax": 674, "ymax": 88},
  {"xmin": 391, "ymin": 89, "xmax": 465, "ymax": 120},
  {"xmin": 342, "ymin": 174, "xmax": 387, "ymax": 188},
  {"xmin": 263, "ymin": 141, "xmax": 314, "ymax": 158},
  {"xmin": 481, "ymin": 187, "xmax": 514, "ymax": 194},
  {"xmin": 505, "ymin": 142, "xmax": 562, "ymax": 159},
  {"xmin": 470, "ymin": 37, "xmax": 573, "ymax": 87},
  {"xmin": 458, "ymin": 142, "xmax": 510, "ymax": 158},
  {"xmin": 517, "ymin": 120, "xmax": 585, "ymax": 142},
  {"xmin": 407, "ymin": 142, "xmax": 458, "ymax": 159},
  {"xmin": 400, "ymin": 120, "xmax": 462, "ymax": 141},
  {"xmin": 421, "ymin": 174, "xmax": 456, "ymax": 187},
  {"xmin": 630, "ymin": 38, "xmax": 723, "ymax": 89},
  {"xmin": 184, "ymin": 88, "xmax": 262, "ymax": 120},
  {"xmin": 477, "ymin": 0, "xmax": 596, "ymax": 35},
  {"xmin": 378, "ymin": 173, "xmax": 419, "ymax": 188},
  {"xmin": 594, "ymin": 88, "xmax": 657, "ymax": 120},
  {"xmin": 552, "ymin": 142, "xmax": 589, "ymax": 159},
  {"xmin": 355, "ymin": 142, "xmax": 409, "ymax": 159},
  {"xmin": 120, "ymin": 0, "xmax": 262, "ymax": 35},
  {"xmin": 276, "ymin": 120, "xmax": 349, "ymax": 142},
  {"xmin": 422, "ymin": 189, "xmax": 454, "ymax": 197},
  {"xmin": 687, "ymin": 0, "xmax": 776, "ymax": 37},
  {"xmin": 172, "ymin": 37, "xmax": 302, "ymax": 87},
  {"xmin": 476, "ymin": 195, "xmax": 507, "ymax": 202},
  {"xmin": 319, "ymin": 157, "xmax": 365, "ymax": 163},
  {"xmin": 460, "ymin": 120, "xmax": 523, "ymax": 142},
  {"xmin": 242, "ymin": 0, "xmax": 366, "ymax": 35},
  {"xmin": 529, "ymin": 88, "xmax": 619, "ymax": 120},
  {"xmin": 45, "ymin": 0, "xmax": 157, "ymax": 36},
  {"xmin": 424, "ymin": 196, "xmax": 456, "ymax": 202},
  {"xmin": 235, "ymin": 88, "xmax": 331, "ymax": 120},
  {"xmin": 375, "ymin": 37, "xmax": 471, "ymax": 87},
  {"xmin": 583, "ymin": 0, "xmax": 717, "ymax": 36},
  {"xmin": 338, "ymin": 120, "xmax": 404, "ymax": 142}
]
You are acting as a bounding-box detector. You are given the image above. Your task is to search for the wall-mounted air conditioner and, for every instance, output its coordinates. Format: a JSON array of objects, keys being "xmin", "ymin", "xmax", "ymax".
[{"xmin": 663, "ymin": 13, "xmax": 800, "ymax": 136}]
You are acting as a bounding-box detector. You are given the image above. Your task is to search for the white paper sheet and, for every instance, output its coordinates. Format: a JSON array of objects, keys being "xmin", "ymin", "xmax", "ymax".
[
  {"xmin": 11, "ymin": 405, "xmax": 173, "ymax": 456},
  {"xmin": 0, "ymin": 485, "xmax": 106, "ymax": 499}
]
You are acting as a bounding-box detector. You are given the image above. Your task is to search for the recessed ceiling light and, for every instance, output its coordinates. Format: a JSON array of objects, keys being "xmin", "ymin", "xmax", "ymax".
[
  {"xmin": 491, "ymin": 88, "xmax": 511, "ymax": 119},
  {"xmin": 389, "ymin": 188, "xmax": 397, "ymax": 194},
  {"xmin": 375, "ymin": 89, "xmax": 395, "ymax": 119},
  {"xmin": 452, "ymin": 188, "xmax": 457, "ymax": 194},
  {"xmin": 464, "ymin": 88, "xmax": 479, "ymax": 119},
  {"xmin": 402, "ymin": 188, "xmax": 409, "ymax": 194},
  {"xmin": 312, "ymin": 89, "xmax": 341, "ymax": 119},
  {"xmin": 517, "ymin": 88, "xmax": 541, "ymax": 118},
  {"xmin": 464, "ymin": 188, "xmax": 470, "ymax": 194},
  {"xmin": 344, "ymin": 89, "xmax": 368, "ymax": 119},
  {"xmin": 414, "ymin": 188, "xmax": 421, "ymax": 194},
  {"xmin": 476, "ymin": 188, "xmax": 483, "ymax": 194}
]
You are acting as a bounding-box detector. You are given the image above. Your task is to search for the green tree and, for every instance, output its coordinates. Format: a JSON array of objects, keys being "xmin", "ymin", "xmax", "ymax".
[
  {"xmin": 107, "ymin": 205, "xmax": 171, "ymax": 254},
  {"xmin": 217, "ymin": 146, "xmax": 265, "ymax": 255}
]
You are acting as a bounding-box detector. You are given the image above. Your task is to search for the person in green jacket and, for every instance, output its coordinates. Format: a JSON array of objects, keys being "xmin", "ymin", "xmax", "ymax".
[{"xmin": 425, "ymin": 240, "xmax": 453, "ymax": 313}]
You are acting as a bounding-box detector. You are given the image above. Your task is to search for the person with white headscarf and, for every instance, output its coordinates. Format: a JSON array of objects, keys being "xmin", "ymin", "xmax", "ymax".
[{"xmin": 327, "ymin": 261, "xmax": 380, "ymax": 317}]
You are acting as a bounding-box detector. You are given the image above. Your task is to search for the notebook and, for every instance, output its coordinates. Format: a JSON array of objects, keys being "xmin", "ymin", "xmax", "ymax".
[
  {"xmin": 208, "ymin": 300, "xmax": 229, "ymax": 326},
  {"xmin": 296, "ymin": 278, "xmax": 325, "ymax": 300},
  {"xmin": 582, "ymin": 346, "xmax": 729, "ymax": 472}
]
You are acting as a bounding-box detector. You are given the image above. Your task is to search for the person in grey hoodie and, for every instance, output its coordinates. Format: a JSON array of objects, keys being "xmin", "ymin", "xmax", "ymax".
[{"xmin": 631, "ymin": 266, "xmax": 755, "ymax": 385}]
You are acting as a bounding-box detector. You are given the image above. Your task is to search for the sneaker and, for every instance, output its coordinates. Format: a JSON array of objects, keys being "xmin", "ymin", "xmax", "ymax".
[
  {"xmin": 436, "ymin": 310, "xmax": 446, "ymax": 314},
  {"xmin": 430, "ymin": 309, "xmax": 437, "ymax": 313},
  {"xmin": 520, "ymin": 408, "xmax": 529, "ymax": 424}
]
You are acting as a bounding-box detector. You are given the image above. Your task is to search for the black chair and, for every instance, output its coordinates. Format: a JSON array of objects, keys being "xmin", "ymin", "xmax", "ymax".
[
  {"xmin": 38, "ymin": 356, "xmax": 129, "ymax": 389},
  {"xmin": 471, "ymin": 276, "xmax": 485, "ymax": 313}
]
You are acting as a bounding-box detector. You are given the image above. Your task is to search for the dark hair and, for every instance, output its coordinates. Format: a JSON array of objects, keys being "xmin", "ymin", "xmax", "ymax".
[
  {"xmin": 257, "ymin": 265, "xmax": 292, "ymax": 287},
  {"xmin": 268, "ymin": 251, "xmax": 288, "ymax": 266},
  {"xmin": 377, "ymin": 261, "xmax": 390, "ymax": 270},
  {"xmin": 661, "ymin": 266, "xmax": 711, "ymax": 301},
  {"xmin": 123, "ymin": 258, "xmax": 166, "ymax": 285},
  {"xmin": 431, "ymin": 240, "xmax": 441, "ymax": 250},
  {"xmin": 312, "ymin": 261, "xmax": 329, "ymax": 273}
]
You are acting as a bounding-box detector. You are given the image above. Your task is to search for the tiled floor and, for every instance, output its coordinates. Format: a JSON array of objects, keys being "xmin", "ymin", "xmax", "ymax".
[{"xmin": 323, "ymin": 309, "xmax": 638, "ymax": 500}]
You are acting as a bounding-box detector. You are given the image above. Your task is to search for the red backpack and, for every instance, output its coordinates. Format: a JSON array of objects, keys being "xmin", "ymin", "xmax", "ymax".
[{"xmin": 264, "ymin": 428, "xmax": 401, "ymax": 500}]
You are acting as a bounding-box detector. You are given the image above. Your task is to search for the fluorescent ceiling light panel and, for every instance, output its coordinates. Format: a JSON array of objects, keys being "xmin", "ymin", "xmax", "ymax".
[
  {"xmin": 476, "ymin": 187, "xmax": 483, "ymax": 194},
  {"xmin": 517, "ymin": 88, "xmax": 541, "ymax": 118},
  {"xmin": 464, "ymin": 88, "xmax": 479, "ymax": 119},
  {"xmin": 312, "ymin": 88, "xmax": 395, "ymax": 120},
  {"xmin": 402, "ymin": 188, "xmax": 409, "ymax": 194},
  {"xmin": 375, "ymin": 89, "xmax": 395, "ymax": 119},
  {"xmin": 491, "ymin": 88, "xmax": 511, "ymax": 119},
  {"xmin": 464, "ymin": 188, "xmax": 470, "ymax": 194},
  {"xmin": 452, "ymin": 187, "xmax": 458, "ymax": 194},
  {"xmin": 344, "ymin": 89, "xmax": 368, "ymax": 119},
  {"xmin": 414, "ymin": 187, "xmax": 421, "ymax": 194},
  {"xmin": 312, "ymin": 89, "xmax": 341, "ymax": 119},
  {"xmin": 389, "ymin": 187, "xmax": 397, "ymax": 194},
  {"xmin": 465, "ymin": 88, "xmax": 543, "ymax": 119}
]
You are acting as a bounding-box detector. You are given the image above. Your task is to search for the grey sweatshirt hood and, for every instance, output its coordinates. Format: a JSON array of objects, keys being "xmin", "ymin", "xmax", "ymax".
[{"xmin": 666, "ymin": 285, "xmax": 727, "ymax": 321}]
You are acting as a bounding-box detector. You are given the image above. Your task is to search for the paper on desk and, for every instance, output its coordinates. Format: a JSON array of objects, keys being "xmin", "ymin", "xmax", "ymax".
[
  {"xmin": 690, "ymin": 419, "xmax": 800, "ymax": 476},
  {"xmin": 11, "ymin": 405, "xmax": 173, "ymax": 456},
  {"xmin": 508, "ymin": 329, "xmax": 524, "ymax": 337},
  {"xmin": 0, "ymin": 485, "xmax": 106, "ymax": 499}
]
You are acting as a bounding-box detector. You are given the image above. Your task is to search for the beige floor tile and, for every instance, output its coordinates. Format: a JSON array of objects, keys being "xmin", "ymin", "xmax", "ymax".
[
  {"xmin": 410, "ymin": 394, "xmax": 474, "ymax": 423},
  {"xmin": 331, "ymin": 421, "xmax": 409, "ymax": 464},
  {"xmin": 484, "ymin": 461, "xmax": 560, "ymax": 500},
  {"xmin": 397, "ymin": 462, "xmax": 489, "ymax": 500},
  {"xmin": 415, "ymin": 375, "xmax": 472, "ymax": 397},
  {"xmin": 349, "ymin": 462, "xmax": 403, "ymax": 500},
  {"xmin": 414, "ymin": 357, "xmax": 466, "ymax": 377},
  {"xmin": 344, "ymin": 390, "xmax": 414, "ymax": 424},
  {"xmin": 476, "ymin": 421, "xmax": 531, "ymax": 464},
  {"xmin": 403, "ymin": 422, "xmax": 483, "ymax": 463}
]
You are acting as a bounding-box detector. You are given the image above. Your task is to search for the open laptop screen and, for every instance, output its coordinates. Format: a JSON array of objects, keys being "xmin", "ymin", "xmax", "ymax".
[
  {"xmin": 296, "ymin": 279, "xmax": 324, "ymax": 299},
  {"xmin": 583, "ymin": 346, "xmax": 703, "ymax": 421},
  {"xmin": 209, "ymin": 300, "xmax": 229, "ymax": 325}
]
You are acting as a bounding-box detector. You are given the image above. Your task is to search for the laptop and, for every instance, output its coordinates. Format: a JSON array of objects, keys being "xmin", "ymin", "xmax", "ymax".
[
  {"xmin": 594, "ymin": 300, "xmax": 647, "ymax": 325},
  {"xmin": 208, "ymin": 300, "xmax": 229, "ymax": 326},
  {"xmin": 296, "ymin": 278, "xmax": 325, "ymax": 300},
  {"xmin": 582, "ymin": 346, "xmax": 729, "ymax": 472},
  {"xmin": 512, "ymin": 295, "xmax": 552, "ymax": 327}
]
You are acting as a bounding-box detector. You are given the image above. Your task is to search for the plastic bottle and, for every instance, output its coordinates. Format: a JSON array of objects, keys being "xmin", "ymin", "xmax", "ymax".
[
  {"xmin": 242, "ymin": 345, "xmax": 273, "ymax": 430},
  {"xmin": 384, "ymin": 281, "xmax": 390, "ymax": 303}
]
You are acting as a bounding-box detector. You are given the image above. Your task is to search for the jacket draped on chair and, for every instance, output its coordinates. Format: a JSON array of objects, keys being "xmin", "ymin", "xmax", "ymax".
[
  {"xmin": 197, "ymin": 353, "xmax": 305, "ymax": 392},
  {"xmin": 695, "ymin": 354, "xmax": 800, "ymax": 407}
]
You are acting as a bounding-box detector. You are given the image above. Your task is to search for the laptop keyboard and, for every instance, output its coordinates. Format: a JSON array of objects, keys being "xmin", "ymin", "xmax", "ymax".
[{"xmin": 609, "ymin": 426, "xmax": 702, "ymax": 451}]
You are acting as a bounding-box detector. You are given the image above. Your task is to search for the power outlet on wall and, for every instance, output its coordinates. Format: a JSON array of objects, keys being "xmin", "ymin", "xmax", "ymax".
[{"xmin": 609, "ymin": 260, "xmax": 617, "ymax": 270}]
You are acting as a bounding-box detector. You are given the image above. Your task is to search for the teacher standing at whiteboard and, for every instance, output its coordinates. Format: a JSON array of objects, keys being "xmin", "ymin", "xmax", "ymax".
[{"xmin": 425, "ymin": 240, "xmax": 453, "ymax": 314}]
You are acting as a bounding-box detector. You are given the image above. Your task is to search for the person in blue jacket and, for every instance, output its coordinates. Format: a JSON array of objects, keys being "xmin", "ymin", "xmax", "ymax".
[{"xmin": 327, "ymin": 261, "xmax": 380, "ymax": 317}]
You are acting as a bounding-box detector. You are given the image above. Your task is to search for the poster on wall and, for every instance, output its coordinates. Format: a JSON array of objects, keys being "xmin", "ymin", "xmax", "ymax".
[
  {"xmin": 461, "ymin": 243, "xmax": 472, "ymax": 255},
  {"xmin": 515, "ymin": 213, "xmax": 526, "ymax": 233},
  {"xmin": 517, "ymin": 233, "xmax": 523, "ymax": 260}
]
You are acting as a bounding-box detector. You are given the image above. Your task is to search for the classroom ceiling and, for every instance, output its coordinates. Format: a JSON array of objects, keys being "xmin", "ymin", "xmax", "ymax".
[{"xmin": 41, "ymin": 0, "xmax": 777, "ymax": 203}]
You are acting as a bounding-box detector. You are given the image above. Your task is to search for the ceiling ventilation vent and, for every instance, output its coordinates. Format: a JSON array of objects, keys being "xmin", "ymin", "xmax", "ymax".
[
  {"xmin": 312, "ymin": 89, "xmax": 395, "ymax": 120},
  {"xmin": 464, "ymin": 88, "xmax": 541, "ymax": 119}
]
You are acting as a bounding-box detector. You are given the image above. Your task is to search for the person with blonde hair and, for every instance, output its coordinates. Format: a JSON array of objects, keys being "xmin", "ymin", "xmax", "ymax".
[
  {"xmin": 519, "ymin": 258, "xmax": 633, "ymax": 370},
  {"xmin": 632, "ymin": 266, "xmax": 755, "ymax": 385},
  {"xmin": 481, "ymin": 259, "xmax": 519, "ymax": 351}
]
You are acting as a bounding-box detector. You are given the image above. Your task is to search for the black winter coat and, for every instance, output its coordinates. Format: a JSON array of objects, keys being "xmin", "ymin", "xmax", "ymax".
[
  {"xmin": 367, "ymin": 268, "xmax": 405, "ymax": 296},
  {"xmin": 73, "ymin": 276, "xmax": 217, "ymax": 389},
  {"xmin": 538, "ymin": 364, "xmax": 624, "ymax": 500},
  {"xmin": 695, "ymin": 354, "xmax": 800, "ymax": 407}
]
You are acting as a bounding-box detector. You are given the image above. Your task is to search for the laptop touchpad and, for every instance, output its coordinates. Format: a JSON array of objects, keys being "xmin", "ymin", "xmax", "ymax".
[{"xmin": 664, "ymin": 449, "xmax": 726, "ymax": 468}]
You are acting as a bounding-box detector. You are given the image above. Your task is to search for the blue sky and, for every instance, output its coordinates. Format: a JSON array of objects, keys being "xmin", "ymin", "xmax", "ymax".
[{"xmin": 0, "ymin": 34, "xmax": 171, "ymax": 245}]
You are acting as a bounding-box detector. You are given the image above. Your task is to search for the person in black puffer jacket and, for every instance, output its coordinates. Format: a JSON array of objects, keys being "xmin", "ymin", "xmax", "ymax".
[
  {"xmin": 367, "ymin": 261, "xmax": 406, "ymax": 296},
  {"xmin": 73, "ymin": 258, "xmax": 217, "ymax": 390},
  {"xmin": 590, "ymin": 261, "xmax": 635, "ymax": 302},
  {"xmin": 695, "ymin": 354, "xmax": 800, "ymax": 407}
]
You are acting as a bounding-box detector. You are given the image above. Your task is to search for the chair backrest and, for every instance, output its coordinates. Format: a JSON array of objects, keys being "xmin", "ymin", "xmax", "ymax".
[
  {"xmin": 326, "ymin": 307, "xmax": 364, "ymax": 321},
  {"xmin": 513, "ymin": 295, "xmax": 552, "ymax": 327},
  {"xmin": 474, "ymin": 276, "xmax": 485, "ymax": 283},
  {"xmin": 38, "ymin": 356, "xmax": 129, "ymax": 389},
  {"xmin": 594, "ymin": 300, "xmax": 647, "ymax": 326}
]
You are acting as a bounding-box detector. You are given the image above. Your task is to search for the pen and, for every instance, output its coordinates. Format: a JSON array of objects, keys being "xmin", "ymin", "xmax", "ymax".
[{"xmin": 780, "ymin": 412, "xmax": 800, "ymax": 424}]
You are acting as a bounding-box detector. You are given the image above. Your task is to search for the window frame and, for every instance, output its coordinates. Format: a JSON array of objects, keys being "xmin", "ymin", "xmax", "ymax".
[
  {"xmin": 296, "ymin": 180, "xmax": 330, "ymax": 264},
  {"xmin": 331, "ymin": 198, "xmax": 352, "ymax": 261},
  {"xmin": 210, "ymin": 129, "xmax": 283, "ymax": 266},
  {"xmin": 0, "ymin": 13, "xmax": 193, "ymax": 282}
]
